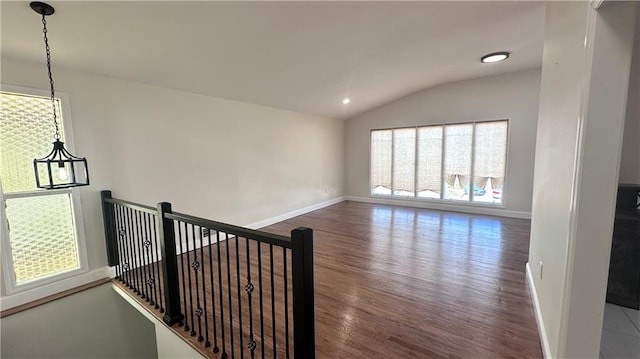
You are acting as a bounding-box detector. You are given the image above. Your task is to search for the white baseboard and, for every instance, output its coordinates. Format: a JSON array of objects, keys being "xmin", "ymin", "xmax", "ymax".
[
  {"xmin": 246, "ymin": 196, "xmax": 346, "ymax": 229},
  {"xmin": 0, "ymin": 266, "xmax": 112, "ymax": 311},
  {"xmin": 345, "ymin": 196, "xmax": 531, "ymax": 219},
  {"xmin": 526, "ymin": 262, "xmax": 553, "ymax": 358}
]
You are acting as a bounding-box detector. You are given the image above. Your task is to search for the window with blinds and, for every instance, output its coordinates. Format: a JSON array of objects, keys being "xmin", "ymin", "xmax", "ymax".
[{"xmin": 370, "ymin": 120, "xmax": 508, "ymax": 205}]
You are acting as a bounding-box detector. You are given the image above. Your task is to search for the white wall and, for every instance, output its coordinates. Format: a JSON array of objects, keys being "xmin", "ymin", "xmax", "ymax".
[
  {"xmin": 345, "ymin": 69, "xmax": 541, "ymax": 216},
  {"xmin": 619, "ymin": 10, "xmax": 640, "ymax": 185},
  {"xmin": 0, "ymin": 284, "xmax": 158, "ymax": 358},
  {"xmin": 527, "ymin": 2, "xmax": 636, "ymax": 358},
  {"xmin": 1, "ymin": 58, "xmax": 345, "ymax": 274},
  {"xmin": 113, "ymin": 285, "xmax": 204, "ymax": 359}
]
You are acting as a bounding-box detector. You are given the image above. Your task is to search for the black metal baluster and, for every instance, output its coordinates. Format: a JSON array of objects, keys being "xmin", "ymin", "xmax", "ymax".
[
  {"xmin": 145, "ymin": 213, "xmax": 159, "ymax": 309},
  {"xmin": 125, "ymin": 207, "xmax": 140, "ymax": 294},
  {"xmin": 199, "ymin": 226, "xmax": 210, "ymax": 348},
  {"xmin": 120, "ymin": 206, "xmax": 131, "ymax": 287},
  {"xmin": 191, "ymin": 224, "xmax": 203, "ymax": 341},
  {"xmin": 269, "ymin": 244, "xmax": 276, "ymax": 358},
  {"xmin": 245, "ymin": 238, "xmax": 256, "ymax": 359},
  {"xmin": 112, "ymin": 204, "xmax": 120, "ymax": 281},
  {"xmin": 178, "ymin": 220, "xmax": 190, "ymax": 331},
  {"xmin": 151, "ymin": 215, "xmax": 164, "ymax": 312},
  {"xmin": 121, "ymin": 205, "xmax": 133, "ymax": 289},
  {"xmin": 142, "ymin": 212, "xmax": 151, "ymax": 301},
  {"xmin": 143, "ymin": 213, "xmax": 155, "ymax": 306},
  {"xmin": 208, "ymin": 228, "xmax": 220, "ymax": 354},
  {"xmin": 133, "ymin": 208, "xmax": 144, "ymax": 296},
  {"xmin": 216, "ymin": 230, "xmax": 227, "ymax": 359},
  {"xmin": 127, "ymin": 208, "xmax": 139, "ymax": 294},
  {"xmin": 115, "ymin": 205, "xmax": 128, "ymax": 285},
  {"xmin": 283, "ymin": 248, "xmax": 290, "ymax": 359},
  {"xmin": 257, "ymin": 242, "xmax": 265, "ymax": 359},
  {"xmin": 235, "ymin": 236, "xmax": 244, "ymax": 359},
  {"xmin": 225, "ymin": 233, "xmax": 235, "ymax": 358},
  {"xmin": 185, "ymin": 222, "xmax": 196, "ymax": 337},
  {"xmin": 136, "ymin": 211, "xmax": 149, "ymax": 301}
]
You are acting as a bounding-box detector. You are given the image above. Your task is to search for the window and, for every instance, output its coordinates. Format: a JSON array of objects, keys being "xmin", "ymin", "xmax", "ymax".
[
  {"xmin": 370, "ymin": 120, "xmax": 508, "ymax": 205},
  {"xmin": 1, "ymin": 90, "xmax": 87, "ymax": 292}
]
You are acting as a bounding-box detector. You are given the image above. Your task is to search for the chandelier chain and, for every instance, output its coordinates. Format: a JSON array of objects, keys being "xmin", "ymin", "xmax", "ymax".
[{"xmin": 41, "ymin": 13, "xmax": 60, "ymax": 140}]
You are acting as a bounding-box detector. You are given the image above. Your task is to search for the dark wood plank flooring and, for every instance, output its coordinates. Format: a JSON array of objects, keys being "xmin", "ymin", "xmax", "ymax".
[
  {"xmin": 266, "ymin": 201, "xmax": 541, "ymax": 358},
  {"xmin": 119, "ymin": 201, "xmax": 542, "ymax": 358}
]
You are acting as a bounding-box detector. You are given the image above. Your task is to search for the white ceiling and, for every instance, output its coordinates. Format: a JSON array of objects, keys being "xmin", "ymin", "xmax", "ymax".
[{"xmin": 1, "ymin": 1, "xmax": 545, "ymax": 120}]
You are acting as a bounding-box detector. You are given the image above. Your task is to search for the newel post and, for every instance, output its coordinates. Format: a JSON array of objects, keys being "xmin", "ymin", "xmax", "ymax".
[
  {"xmin": 101, "ymin": 190, "xmax": 119, "ymax": 267},
  {"xmin": 157, "ymin": 201, "xmax": 184, "ymax": 326},
  {"xmin": 291, "ymin": 227, "xmax": 315, "ymax": 359}
]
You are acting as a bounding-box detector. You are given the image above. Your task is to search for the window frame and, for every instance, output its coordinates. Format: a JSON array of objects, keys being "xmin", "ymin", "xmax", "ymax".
[
  {"xmin": 368, "ymin": 119, "xmax": 510, "ymax": 208},
  {"xmin": 0, "ymin": 84, "xmax": 89, "ymax": 295}
]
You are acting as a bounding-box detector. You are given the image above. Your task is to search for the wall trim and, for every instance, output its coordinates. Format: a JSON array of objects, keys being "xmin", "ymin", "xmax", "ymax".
[
  {"xmin": 0, "ymin": 277, "xmax": 110, "ymax": 318},
  {"xmin": 0, "ymin": 266, "xmax": 111, "ymax": 311},
  {"xmin": 246, "ymin": 196, "xmax": 346, "ymax": 229},
  {"xmin": 345, "ymin": 196, "xmax": 531, "ymax": 219},
  {"xmin": 526, "ymin": 262, "xmax": 553, "ymax": 359}
]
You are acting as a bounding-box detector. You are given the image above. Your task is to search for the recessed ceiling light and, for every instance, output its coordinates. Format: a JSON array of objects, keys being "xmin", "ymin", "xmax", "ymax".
[
  {"xmin": 342, "ymin": 98, "xmax": 351, "ymax": 105},
  {"xmin": 481, "ymin": 52, "xmax": 510, "ymax": 63}
]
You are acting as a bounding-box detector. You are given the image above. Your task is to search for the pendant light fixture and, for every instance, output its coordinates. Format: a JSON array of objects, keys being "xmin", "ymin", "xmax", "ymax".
[{"xmin": 31, "ymin": 1, "xmax": 89, "ymax": 189}]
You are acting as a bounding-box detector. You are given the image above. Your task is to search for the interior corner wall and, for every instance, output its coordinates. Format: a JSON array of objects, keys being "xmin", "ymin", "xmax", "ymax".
[
  {"xmin": 0, "ymin": 284, "xmax": 158, "ymax": 358},
  {"xmin": 1, "ymin": 58, "xmax": 345, "ymax": 270},
  {"xmin": 344, "ymin": 69, "xmax": 541, "ymax": 215},
  {"xmin": 527, "ymin": 3, "xmax": 591, "ymax": 354},
  {"xmin": 528, "ymin": 2, "xmax": 637, "ymax": 358},
  {"xmin": 619, "ymin": 6, "xmax": 640, "ymax": 184}
]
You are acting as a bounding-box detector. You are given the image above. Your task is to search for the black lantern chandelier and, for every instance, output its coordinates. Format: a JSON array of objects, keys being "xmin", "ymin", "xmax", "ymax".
[{"xmin": 31, "ymin": 1, "xmax": 89, "ymax": 189}]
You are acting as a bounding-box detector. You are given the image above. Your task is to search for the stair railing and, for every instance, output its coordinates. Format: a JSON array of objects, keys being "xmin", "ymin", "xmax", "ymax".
[{"xmin": 101, "ymin": 190, "xmax": 314, "ymax": 358}]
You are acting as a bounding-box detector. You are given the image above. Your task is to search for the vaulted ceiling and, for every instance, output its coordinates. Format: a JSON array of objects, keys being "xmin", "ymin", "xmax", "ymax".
[{"xmin": 1, "ymin": 1, "xmax": 545, "ymax": 120}]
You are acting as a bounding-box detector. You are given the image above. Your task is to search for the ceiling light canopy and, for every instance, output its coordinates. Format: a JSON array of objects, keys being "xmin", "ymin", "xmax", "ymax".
[
  {"xmin": 342, "ymin": 98, "xmax": 351, "ymax": 105},
  {"xmin": 481, "ymin": 51, "xmax": 510, "ymax": 63}
]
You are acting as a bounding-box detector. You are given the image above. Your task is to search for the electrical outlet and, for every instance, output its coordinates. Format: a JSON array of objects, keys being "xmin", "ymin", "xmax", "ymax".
[{"xmin": 539, "ymin": 260, "xmax": 544, "ymax": 279}]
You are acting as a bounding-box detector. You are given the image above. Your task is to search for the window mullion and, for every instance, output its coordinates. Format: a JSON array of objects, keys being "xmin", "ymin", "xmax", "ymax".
[
  {"xmin": 440, "ymin": 124, "xmax": 446, "ymax": 200},
  {"xmin": 3, "ymin": 188, "xmax": 72, "ymax": 200},
  {"xmin": 414, "ymin": 127, "xmax": 418, "ymax": 198},
  {"xmin": 469, "ymin": 123, "xmax": 476, "ymax": 203},
  {"xmin": 390, "ymin": 129, "xmax": 395, "ymax": 196}
]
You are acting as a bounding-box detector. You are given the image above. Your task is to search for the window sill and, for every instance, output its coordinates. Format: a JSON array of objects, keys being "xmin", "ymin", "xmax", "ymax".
[
  {"xmin": 0, "ymin": 266, "xmax": 113, "ymax": 314},
  {"xmin": 345, "ymin": 195, "xmax": 530, "ymax": 219},
  {"xmin": 369, "ymin": 193, "xmax": 507, "ymax": 210}
]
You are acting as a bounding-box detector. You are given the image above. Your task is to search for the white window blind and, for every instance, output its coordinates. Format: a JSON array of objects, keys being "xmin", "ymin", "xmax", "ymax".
[
  {"xmin": 443, "ymin": 123, "xmax": 472, "ymax": 201},
  {"xmin": 473, "ymin": 121, "xmax": 507, "ymax": 195},
  {"xmin": 392, "ymin": 128, "xmax": 416, "ymax": 195},
  {"xmin": 416, "ymin": 126, "xmax": 442, "ymax": 197},
  {"xmin": 370, "ymin": 130, "xmax": 392, "ymax": 192},
  {"xmin": 370, "ymin": 120, "xmax": 507, "ymax": 205}
]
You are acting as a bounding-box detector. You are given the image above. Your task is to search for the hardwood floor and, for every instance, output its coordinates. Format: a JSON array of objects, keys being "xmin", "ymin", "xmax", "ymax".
[
  {"xmin": 118, "ymin": 201, "xmax": 542, "ymax": 358},
  {"xmin": 264, "ymin": 201, "xmax": 541, "ymax": 358}
]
